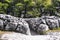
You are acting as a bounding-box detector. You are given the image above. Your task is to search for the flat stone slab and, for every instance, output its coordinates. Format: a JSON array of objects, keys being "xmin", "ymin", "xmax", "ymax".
[{"xmin": 1, "ymin": 32, "xmax": 60, "ymax": 40}]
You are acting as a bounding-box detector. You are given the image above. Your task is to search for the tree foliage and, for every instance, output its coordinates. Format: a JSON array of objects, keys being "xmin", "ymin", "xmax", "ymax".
[{"xmin": 0, "ymin": 0, "xmax": 60, "ymax": 17}]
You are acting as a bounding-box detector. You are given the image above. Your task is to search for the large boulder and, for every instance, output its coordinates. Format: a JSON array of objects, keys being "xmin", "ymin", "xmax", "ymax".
[
  {"xmin": 28, "ymin": 18, "xmax": 38, "ymax": 31},
  {"xmin": 41, "ymin": 16, "xmax": 59, "ymax": 30},
  {"xmin": 0, "ymin": 14, "xmax": 18, "ymax": 22},
  {"xmin": 46, "ymin": 19, "xmax": 59, "ymax": 30},
  {"xmin": 26, "ymin": 18, "xmax": 46, "ymax": 31},
  {"xmin": 0, "ymin": 14, "xmax": 5, "ymax": 19},
  {"xmin": 0, "ymin": 14, "xmax": 31, "ymax": 35},
  {"xmin": 16, "ymin": 18, "xmax": 31, "ymax": 35},
  {"xmin": 37, "ymin": 24, "xmax": 49, "ymax": 34},
  {"xmin": 3, "ymin": 15, "xmax": 12, "ymax": 20},
  {"xmin": 3, "ymin": 20, "xmax": 10, "ymax": 26},
  {"xmin": 16, "ymin": 24, "xmax": 27, "ymax": 34},
  {"xmin": 5, "ymin": 18, "xmax": 31, "ymax": 35},
  {"xmin": 5, "ymin": 22, "xmax": 17, "ymax": 31}
]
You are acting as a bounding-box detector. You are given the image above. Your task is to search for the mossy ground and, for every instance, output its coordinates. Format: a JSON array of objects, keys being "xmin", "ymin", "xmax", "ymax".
[
  {"xmin": 46, "ymin": 27, "xmax": 60, "ymax": 33},
  {"xmin": 0, "ymin": 31, "xmax": 14, "ymax": 35}
]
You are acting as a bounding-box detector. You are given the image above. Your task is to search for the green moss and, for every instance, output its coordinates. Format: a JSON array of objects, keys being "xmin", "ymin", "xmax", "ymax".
[
  {"xmin": 53, "ymin": 27, "xmax": 60, "ymax": 30},
  {"xmin": 46, "ymin": 27, "xmax": 60, "ymax": 33}
]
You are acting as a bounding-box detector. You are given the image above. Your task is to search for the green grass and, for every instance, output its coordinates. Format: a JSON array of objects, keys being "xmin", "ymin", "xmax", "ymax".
[
  {"xmin": 46, "ymin": 27, "xmax": 60, "ymax": 33},
  {"xmin": 53, "ymin": 27, "xmax": 60, "ymax": 30},
  {"xmin": 0, "ymin": 31, "xmax": 14, "ymax": 35}
]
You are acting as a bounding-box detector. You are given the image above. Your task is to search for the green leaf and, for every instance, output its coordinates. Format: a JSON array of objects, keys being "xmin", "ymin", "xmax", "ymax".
[
  {"xmin": 3, "ymin": 3, "xmax": 9, "ymax": 10},
  {"xmin": 16, "ymin": 3, "xmax": 23, "ymax": 6},
  {"xmin": 0, "ymin": 2, "xmax": 3, "ymax": 8},
  {"xmin": 15, "ymin": 3, "xmax": 24, "ymax": 10},
  {"xmin": 29, "ymin": 1, "xmax": 36, "ymax": 7},
  {"xmin": 43, "ymin": 0, "xmax": 52, "ymax": 7},
  {"xmin": 5, "ymin": 0, "xmax": 14, "ymax": 3},
  {"xmin": 24, "ymin": 0, "xmax": 29, "ymax": 3}
]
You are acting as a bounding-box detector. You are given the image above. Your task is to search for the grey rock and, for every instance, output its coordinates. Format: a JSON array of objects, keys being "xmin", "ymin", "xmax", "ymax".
[
  {"xmin": 4, "ymin": 15, "xmax": 12, "ymax": 20},
  {"xmin": 3, "ymin": 20, "xmax": 9, "ymax": 26},
  {"xmin": 46, "ymin": 19, "xmax": 59, "ymax": 30},
  {"xmin": 16, "ymin": 23, "xmax": 28, "ymax": 35},
  {"xmin": 58, "ymin": 18, "xmax": 60, "ymax": 27},
  {"xmin": 38, "ymin": 18, "xmax": 46, "ymax": 24},
  {"xmin": 41, "ymin": 16, "xmax": 58, "ymax": 19},
  {"xmin": 0, "ymin": 19, "xmax": 4, "ymax": 30},
  {"xmin": 1, "ymin": 14, "xmax": 60, "ymax": 35},
  {"xmin": 0, "ymin": 14, "xmax": 5, "ymax": 19},
  {"xmin": 37, "ymin": 24, "xmax": 49, "ymax": 34},
  {"xmin": 1, "ymin": 33, "xmax": 50, "ymax": 40},
  {"xmin": 5, "ymin": 22, "xmax": 17, "ymax": 31},
  {"xmin": 4, "ymin": 18, "xmax": 31, "ymax": 35},
  {"xmin": 2, "ymin": 32, "xmax": 60, "ymax": 40},
  {"xmin": 16, "ymin": 18, "xmax": 31, "ymax": 35},
  {"xmin": 26, "ymin": 18, "xmax": 46, "ymax": 31}
]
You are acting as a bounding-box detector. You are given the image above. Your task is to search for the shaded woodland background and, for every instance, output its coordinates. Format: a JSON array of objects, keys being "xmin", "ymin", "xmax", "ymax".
[{"xmin": 0, "ymin": 0, "xmax": 60, "ymax": 18}]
